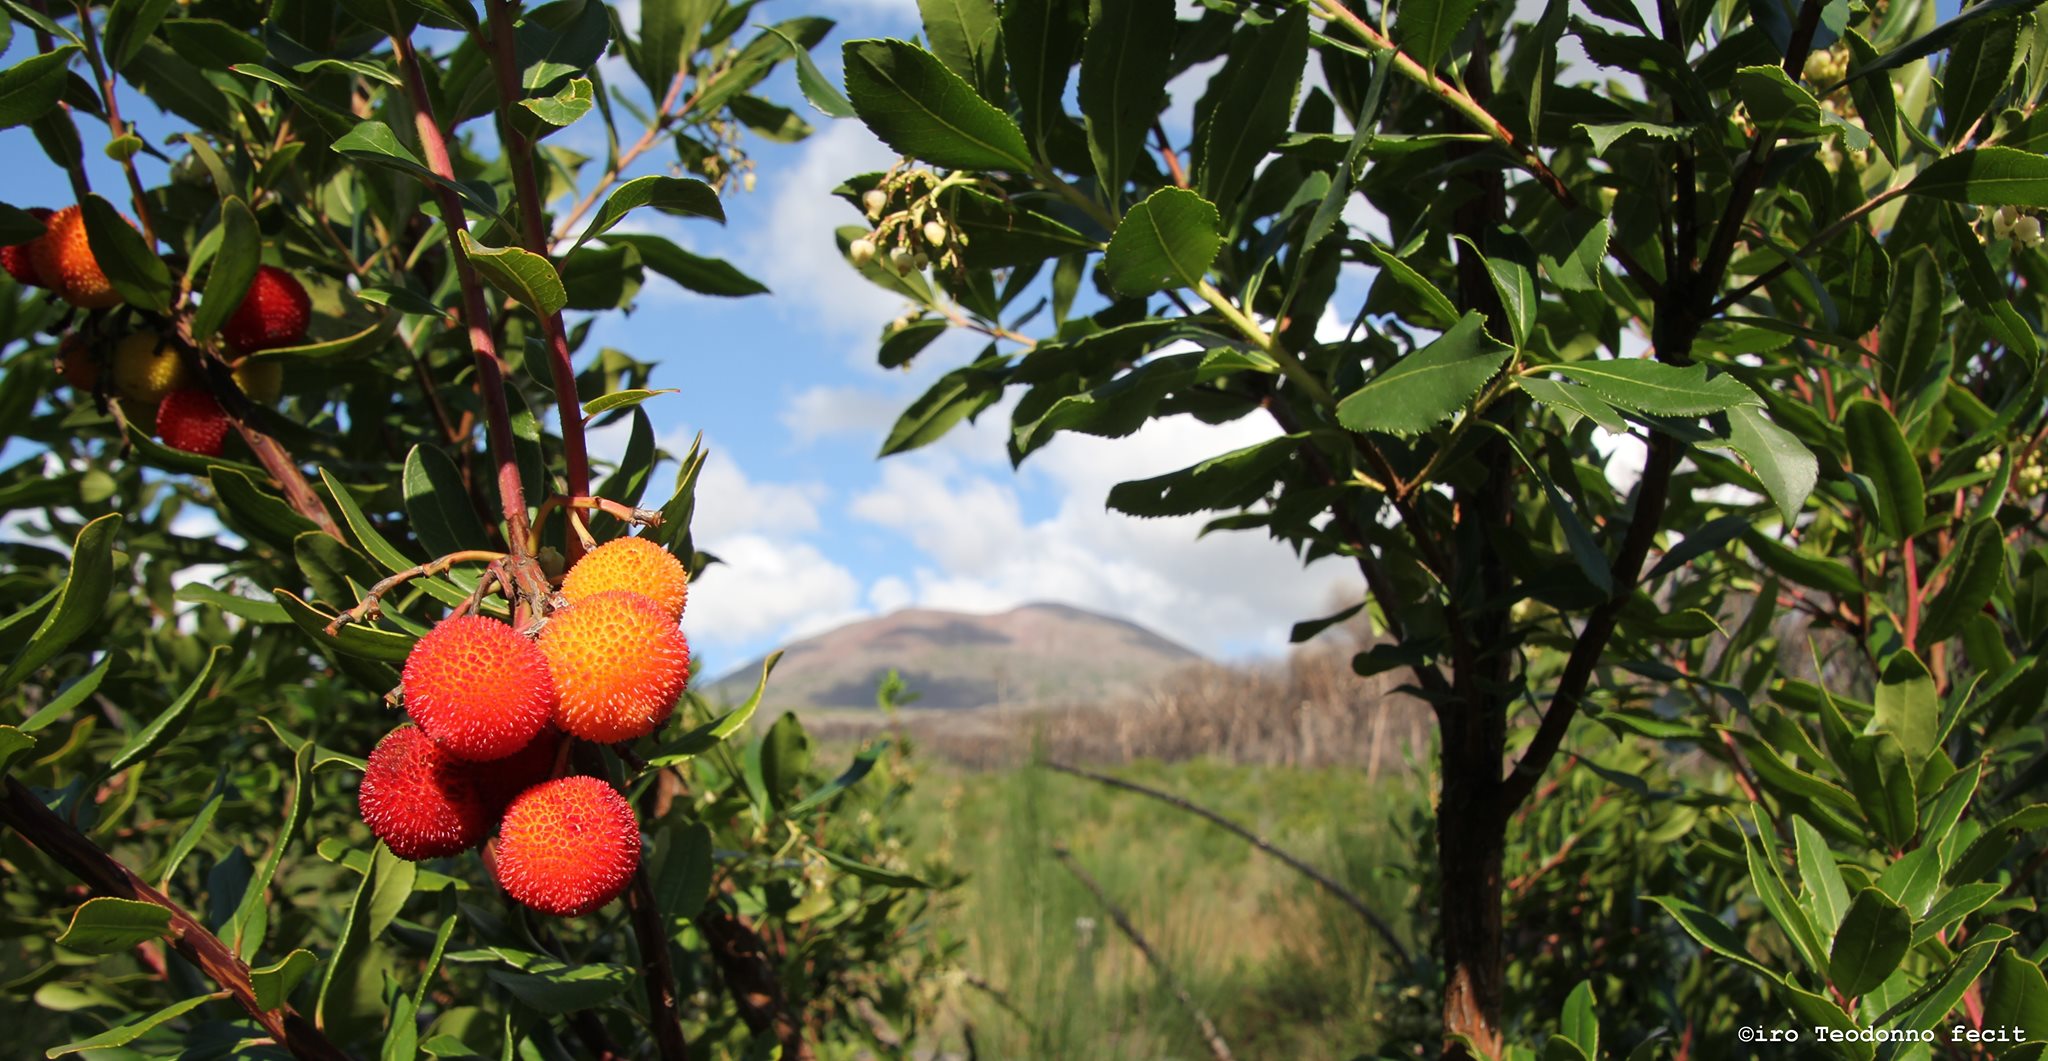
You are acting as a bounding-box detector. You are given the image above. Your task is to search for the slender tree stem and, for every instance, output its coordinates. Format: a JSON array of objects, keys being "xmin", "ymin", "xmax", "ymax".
[
  {"xmin": 485, "ymin": 0, "xmax": 593, "ymax": 536},
  {"xmin": 391, "ymin": 30, "xmax": 536, "ymax": 560},
  {"xmin": 0, "ymin": 779, "xmax": 349, "ymax": 1061},
  {"xmin": 626, "ymin": 870, "xmax": 691, "ymax": 1061},
  {"xmin": 70, "ymin": 1, "xmax": 155, "ymax": 243}
]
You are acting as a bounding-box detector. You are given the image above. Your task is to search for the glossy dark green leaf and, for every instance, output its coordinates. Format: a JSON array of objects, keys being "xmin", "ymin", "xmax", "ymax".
[
  {"xmin": 880, "ymin": 354, "xmax": 1008, "ymax": 456},
  {"xmin": 107, "ymin": 644, "xmax": 226, "ymax": 774},
  {"xmin": 1107, "ymin": 435, "xmax": 1299, "ymax": 518},
  {"xmin": 1337, "ymin": 312, "xmax": 1510, "ymax": 436},
  {"xmin": 573, "ymin": 175, "xmax": 724, "ymax": 251},
  {"xmin": 274, "ymin": 590, "xmax": 416, "ymax": 662},
  {"xmin": 583, "ymin": 388, "xmax": 679, "ymax": 417},
  {"xmin": 1078, "ymin": 0, "xmax": 1173, "ymax": 197},
  {"xmin": 1842, "ymin": 30, "xmax": 1900, "ymax": 165},
  {"xmin": 1828, "ymin": 888, "xmax": 1910, "ymax": 997},
  {"xmin": 1793, "ymin": 817, "xmax": 1851, "ymax": 936},
  {"xmin": 209, "ymin": 468, "xmax": 321, "ymax": 550},
  {"xmin": 763, "ymin": 23, "xmax": 854, "ymax": 118},
  {"xmin": 1844, "ymin": 732, "xmax": 1917, "ymax": 847},
  {"xmin": 1922, "ymin": 519, "xmax": 2005, "ymax": 648},
  {"xmin": 1843, "ymin": 398, "xmax": 1925, "ymax": 542},
  {"xmin": 486, "ymin": 960, "xmax": 633, "ymax": 1013},
  {"xmin": 520, "ymin": 77, "xmax": 594, "ymax": 127},
  {"xmin": 1102, "ymin": 187, "xmax": 1221, "ymax": 296},
  {"xmin": 1907, "ymin": 146, "xmax": 2048, "ymax": 206},
  {"xmin": 1983, "ymin": 948, "xmax": 2048, "ymax": 1036},
  {"xmin": 1836, "ymin": 0, "xmax": 2042, "ymax": 92},
  {"xmin": 0, "ymin": 513, "xmax": 121, "ymax": 691},
  {"xmin": 54, "ymin": 897, "xmax": 172, "ymax": 954},
  {"xmin": 1744, "ymin": 529, "xmax": 1862, "ymax": 596},
  {"xmin": 1649, "ymin": 895, "xmax": 1776, "ymax": 975},
  {"xmin": 44, "ymin": 994, "xmax": 212, "ymax": 1056},
  {"xmin": 843, "ymin": 38, "xmax": 1034, "ymax": 171},
  {"xmin": 191, "ymin": 197, "xmax": 259, "ymax": 340},
  {"xmin": 457, "ymin": 231, "xmax": 567, "ymax": 318},
  {"xmin": 0, "ymin": 46, "xmax": 80, "ymax": 129},
  {"xmin": 1362, "ymin": 243, "xmax": 1461, "ymax": 329},
  {"xmin": 1193, "ymin": 4, "xmax": 1306, "ymax": 210},
  {"xmin": 1872, "ymin": 650, "xmax": 1938, "ymax": 764},
  {"xmin": 918, "ymin": 0, "xmax": 1003, "ymax": 99},
  {"xmin": 1002, "ymin": 0, "xmax": 1085, "ymax": 158},
  {"xmin": 1548, "ymin": 360, "xmax": 1757, "ymax": 417},
  {"xmin": 602, "ymin": 234, "xmax": 768, "ymax": 297},
  {"xmin": 652, "ymin": 820, "xmax": 713, "ymax": 921},
  {"xmin": 636, "ymin": 0, "xmax": 705, "ymax": 103},
  {"xmin": 1877, "ymin": 246, "xmax": 1943, "ymax": 398},
  {"xmin": 644, "ymin": 651, "xmax": 783, "ymax": 766},
  {"xmin": 105, "ymin": 0, "xmax": 175, "ymax": 69},
  {"xmin": 404, "ymin": 445, "xmax": 492, "ymax": 559},
  {"xmin": 80, "ymin": 193, "xmax": 172, "ymax": 313},
  {"xmin": 1726, "ymin": 405, "xmax": 1817, "ymax": 524},
  {"xmin": 1942, "ymin": 18, "xmax": 2019, "ymax": 145},
  {"xmin": 1396, "ymin": 0, "xmax": 1484, "ymax": 70}
]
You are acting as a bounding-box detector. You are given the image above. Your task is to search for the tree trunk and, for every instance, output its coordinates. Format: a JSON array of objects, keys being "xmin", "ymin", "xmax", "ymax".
[{"xmin": 1437, "ymin": 704, "xmax": 1506, "ymax": 1058}]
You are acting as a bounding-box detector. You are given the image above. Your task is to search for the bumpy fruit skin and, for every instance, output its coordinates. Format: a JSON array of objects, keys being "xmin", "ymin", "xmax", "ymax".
[
  {"xmin": 112, "ymin": 332, "xmax": 193, "ymax": 405},
  {"xmin": 56, "ymin": 336, "xmax": 97, "ymax": 392},
  {"xmin": 359, "ymin": 724, "xmax": 489, "ymax": 861},
  {"xmin": 157, "ymin": 389, "xmax": 230, "ymax": 456},
  {"xmin": 493, "ymin": 776, "xmax": 640, "ymax": 916},
  {"xmin": 2, "ymin": 207, "xmax": 53, "ymax": 287},
  {"xmin": 233, "ymin": 359, "xmax": 283, "ymax": 405},
  {"xmin": 30, "ymin": 206, "xmax": 122, "ymax": 309},
  {"xmin": 475, "ymin": 726, "xmax": 564, "ymax": 814},
  {"xmin": 540, "ymin": 591, "xmax": 690, "ymax": 742},
  {"xmin": 221, "ymin": 265, "xmax": 311, "ymax": 353},
  {"xmin": 402, "ymin": 615, "xmax": 556, "ymax": 761},
  {"xmin": 560, "ymin": 536, "xmax": 689, "ymax": 618}
]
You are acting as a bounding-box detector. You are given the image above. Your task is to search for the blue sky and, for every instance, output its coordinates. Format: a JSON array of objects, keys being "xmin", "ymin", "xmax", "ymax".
[{"xmin": 0, "ymin": 0, "xmax": 1362, "ymax": 676}]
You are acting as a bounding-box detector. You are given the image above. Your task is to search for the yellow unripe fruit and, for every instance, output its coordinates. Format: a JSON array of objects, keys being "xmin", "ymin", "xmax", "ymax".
[
  {"xmin": 560, "ymin": 536, "xmax": 689, "ymax": 619},
  {"xmin": 233, "ymin": 359, "xmax": 282, "ymax": 405},
  {"xmin": 112, "ymin": 332, "xmax": 193, "ymax": 406}
]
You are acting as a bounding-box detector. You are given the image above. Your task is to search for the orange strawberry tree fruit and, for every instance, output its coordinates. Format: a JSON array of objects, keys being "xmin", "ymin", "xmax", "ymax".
[{"xmin": 0, "ymin": 1, "xmax": 950, "ymax": 1057}]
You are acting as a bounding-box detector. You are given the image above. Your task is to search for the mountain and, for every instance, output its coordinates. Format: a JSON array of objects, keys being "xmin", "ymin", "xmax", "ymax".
[{"xmin": 705, "ymin": 603, "xmax": 1203, "ymax": 712}]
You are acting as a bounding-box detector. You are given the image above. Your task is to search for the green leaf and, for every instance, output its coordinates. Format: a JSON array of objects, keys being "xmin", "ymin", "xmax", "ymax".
[
  {"xmin": 1984, "ymin": 948, "xmax": 2048, "ymax": 1040},
  {"xmin": 1725, "ymin": 405, "xmax": 1817, "ymax": 524},
  {"xmin": 403, "ymin": 445, "xmax": 491, "ymax": 560},
  {"xmin": 1845, "ymin": 732, "xmax": 1918, "ymax": 847},
  {"xmin": 106, "ymin": 645, "xmax": 226, "ymax": 775},
  {"xmin": 1107, "ymin": 435, "xmax": 1300, "ymax": 518},
  {"xmin": 1843, "ymin": 398, "xmax": 1925, "ymax": 542},
  {"xmin": 44, "ymin": 994, "xmax": 212, "ymax": 1057},
  {"xmin": 1558, "ymin": 981, "xmax": 1597, "ymax": 1056},
  {"xmin": 1907, "ymin": 146, "xmax": 2048, "ymax": 207},
  {"xmin": 105, "ymin": 0, "xmax": 175, "ymax": 69},
  {"xmin": 1877, "ymin": 246, "xmax": 1944, "ymax": 398},
  {"xmin": 1941, "ymin": 18, "xmax": 2020, "ymax": 145},
  {"xmin": 1539, "ymin": 216, "xmax": 1611, "ymax": 293},
  {"xmin": 1103, "ymin": 187, "xmax": 1222, "ymax": 296},
  {"xmin": 602, "ymin": 234, "xmax": 768, "ymax": 297},
  {"xmin": 1002, "ymin": 0, "xmax": 1085, "ymax": 158},
  {"xmin": 0, "ymin": 726, "xmax": 33, "ymax": 778},
  {"xmin": 1, "ymin": 514, "xmax": 121, "ymax": 691},
  {"xmin": 251, "ymin": 949, "xmax": 317, "ymax": 1011},
  {"xmin": 519, "ymin": 76, "xmax": 593, "ymax": 126},
  {"xmin": 1575, "ymin": 120, "xmax": 1696, "ymax": 155},
  {"xmin": 1519, "ymin": 377, "xmax": 1627, "ymax": 433},
  {"xmin": 55, "ymin": 897, "xmax": 172, "ymax": 954},
  {"xmin": 643, "ymin": 651, "xmax": 782, "ymax": 766},
  {"xmin": 573, "ymin": 175, "xmax": 724, "ymax": 251},
  {"xmin": 0, "ymin": 46, "xmax": 80, "ymax": 129},
  {"xmin": 1362, "ymin": 243, "xmax": 1461, "ymax": 329},
  {"xmin": 1733, "ymin": 65, "xmax": 1865, "ymax": 146},
  {"xmin": 1194, "ymin": 4, "xmax": 1308, "ymax": 210},
  {"xmin": 1871, "ymin": 650, "xmax": 1938, "ymax": 763},
  {"xmin": 150, "ymin": 787, "xmax": 224, "ymax": 889},
  {"xmin": 210, "ymin": 469, "xmax": 320, "ymax": 551},
  {"xmin": 274, "ymin": 590, "xmax": 416, "ymax": 663},
  {"xmin": 244, "ymin": 317, "xmax": 400, "ymax": 364},
  {"xmin": 917, "ymin": 0, "xmax": 1003, "ymax": 99},
  {"xmin": 583, "ymin": 388, "xmax": 679, "ymax": 417},
  {"xmin": 784, "ymin": 740, "xmax": 891, "ymax": 816},
  {"xmin": 80, "ymin": 193, "xmax": 172, "ymax": 313},
  {"xmin": 1741, "ymin": 806, "xmax": 1830, "ymax": 976},
  {"xmin": 1649, "ymin": 895, "xmax": 1777, "ymax": 976},
  {"xmin": 764, "ymin": 24, "xmax": 853, "ymax": 118},
  {"xmin": 1547, "ymin": 360, "xmax": 1758, "ymax": 417},
  {"xmin": 191, "ymin": 197, "xmax": 259, "ymax": 340},
  {"xmin": 1794, "ymin": 816, "xmax": 1852, "ymax": 937},
  {"xmin": 1828, "ymin": 888, "xmax": 1911, "ymax": 997},
  {"xmin": 880, "ymin": 354, "xmax": 1008, "ymax": 455},
  {"xmin": 1492, "ymin": 426, "xmax": 1612, "ymax": 595},
  {"xmin": 816, "ymin": 845, "xmax": 933, "ymax": 889},
  {"xmin": 1837, "ymin": 0, "xmax": 2042, "ymax": 92},
  {"xmin": 1744, "ymin": 529, "xmax": 1862, "ymax": 596},
  {"xmin": 1922, "ymin": 519, "xmax": 2005, "ymax": 648},
  {"xmin": 456, "ymin": 231, "xmax": 567, "ymax": 318},
  {"xmin": 651, "ymin": 820, "xmax": 713, "ymax": 919},
  {"xmin": 1397, "ymin": 0, "xmax": 1484, "ymax": 70},
  {"xmin": 1842, "ymin": 30, "xmax": 1900, "ymax": 165},
  {"xmin": 1337, "ymin": 312, "xmax": 1510, "ymax": 436},
  {"xmin": 485, "ymin": 960, "xmax": 633, "ymax": 1013},
  {"xmin": 842, "ymin": 38, "xmax": 1034, "ymax": 171},
  {"xmin": 1078, "ymin": 0, "xmax": 1173, "ymax": 197}
]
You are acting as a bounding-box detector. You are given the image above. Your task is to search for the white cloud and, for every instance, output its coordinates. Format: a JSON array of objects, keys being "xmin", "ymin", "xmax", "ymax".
[
  {"xmin": 684, "ymin": 533, "xmax": 863, "ymax": 645},
  {"xmin": 848, "ymin": 413, "xmax": 1358, "ymax": 657},
  {"xmin": 689, "ymin": 451, "xmax": 827, "ymax": 541},
  {"xmin": 780, "ymin": 384, "xmax": 901, "ymax": 446}
]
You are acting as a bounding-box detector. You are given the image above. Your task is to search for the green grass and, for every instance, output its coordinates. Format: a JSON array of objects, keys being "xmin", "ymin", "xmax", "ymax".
[{"xmin": 898, "ymin": 755, "xmax": 1430, "ymax": 1059}]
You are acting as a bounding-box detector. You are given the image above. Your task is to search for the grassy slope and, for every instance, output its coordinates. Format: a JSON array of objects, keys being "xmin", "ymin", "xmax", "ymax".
[{"xmin": 897, "ymin": 758, "xmax": 1430, "ymax": 1059}]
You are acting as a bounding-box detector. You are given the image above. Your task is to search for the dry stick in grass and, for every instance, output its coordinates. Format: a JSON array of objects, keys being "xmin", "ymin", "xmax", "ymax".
[
  {"xmin": 1050, "ymin": 844, "xmax": 1236, "ymax": 1061},
  {"xmin": 1044, "ymin": 760, "xmax": 1417, "ymax": 976}
]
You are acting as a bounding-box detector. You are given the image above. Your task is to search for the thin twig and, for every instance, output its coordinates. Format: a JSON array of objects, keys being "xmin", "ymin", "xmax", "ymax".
[
  {"xmin": 325, "ymin": 549, "xmax": 507, "ymax": 632},
  {"xmin": 0, "ymin": 779, "xmax": 349, "ymax": 1061},
  {"xmin": 626, "ymin": 869, "xmax": 691, "ymax": 1061},
  {"xmin": 1050, "ymin": 844, "xmax": 1235, "ymax": 1061},
  {"xmin": 1045, "ymin": 760, "xmax": 1418, "ymax": 975}
]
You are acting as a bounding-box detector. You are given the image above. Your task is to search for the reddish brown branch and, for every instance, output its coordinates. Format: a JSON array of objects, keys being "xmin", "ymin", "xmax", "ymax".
[
  {"xmin": 696, "ymin": 907, "xmax": 814, "ymax": 1059},
  {"xmin": 0, "ymin": 779, "xmax": 348, "ymax": 1061}
]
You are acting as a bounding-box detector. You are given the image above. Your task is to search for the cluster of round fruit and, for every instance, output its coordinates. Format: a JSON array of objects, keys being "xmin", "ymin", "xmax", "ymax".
[
  {"xmin": 358, "ymin": 536, "xmax": 693, "ymax": 917},
  {"xmin": 2, "ymin": 204, "xmax": 311, "ymax": 456}
]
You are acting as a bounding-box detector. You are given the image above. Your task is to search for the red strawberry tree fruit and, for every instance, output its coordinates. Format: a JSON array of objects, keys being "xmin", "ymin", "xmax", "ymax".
[{"xmin": 0, "ymin": 2, "xmax": 951, "ymax": 1058}]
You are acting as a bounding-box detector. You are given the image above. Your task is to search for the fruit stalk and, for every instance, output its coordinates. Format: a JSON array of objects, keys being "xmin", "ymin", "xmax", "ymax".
[
  {"xmin": 483, "ymin": 0, "xmax": 593, "ymax": 535},
  {"xmin": 0, "ymin": 778, "xmax": 349, "ymax": 1061},
  {"xmin": 390, "ymin": 29, "xmax": 537, "ymax": 562}
]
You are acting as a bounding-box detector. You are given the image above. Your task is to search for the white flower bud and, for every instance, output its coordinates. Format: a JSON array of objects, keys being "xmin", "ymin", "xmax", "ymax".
[
  {"xmin": 743, "ymin": 172, "xmax": 756, "ymax": 193},
  {"xmin": 863, "ymin": 189, "xmax": 889, "ymax": 217},
  {"xmin": 923, "ymin": 220, "xmax": 948, "ymax": 247},
  {"xmin": 2018, "ymin": 215, "xmax": 2043, "ymax": 247},
  {"xmin": 849, "ymin": 238, "xmax": 876, "ymax": 266}
]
